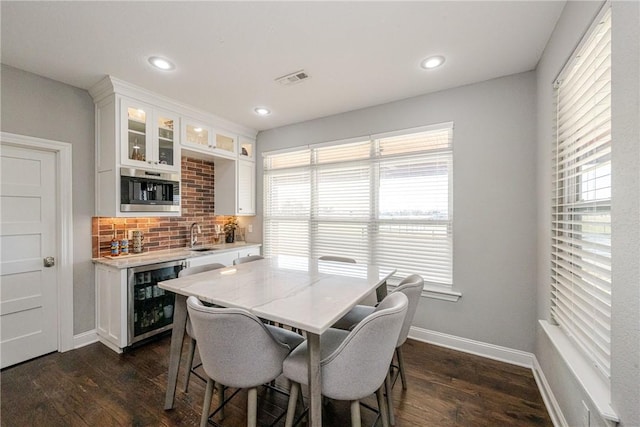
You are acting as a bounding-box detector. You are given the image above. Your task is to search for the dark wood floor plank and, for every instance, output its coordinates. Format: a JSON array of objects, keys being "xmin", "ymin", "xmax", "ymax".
[{"xmin": 1, "ymin": 335, "xmax": 551, "ymax": 426}]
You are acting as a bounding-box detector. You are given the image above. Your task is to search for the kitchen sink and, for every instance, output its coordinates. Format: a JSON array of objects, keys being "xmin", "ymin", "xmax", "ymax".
[{"xmin": 189, "ymin": 247, "xmax": 219, "ymax": 252}]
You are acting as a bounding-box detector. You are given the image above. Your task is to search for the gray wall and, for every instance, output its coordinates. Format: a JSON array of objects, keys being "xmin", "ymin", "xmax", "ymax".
[
  {"xmin": 1, "ymin": 64, "xmax": 95, "ymax": 335},
  {"xmin": 535, "ymin": 2, "xmax": 640, "ymax": 426},
  {"xmin": 257, "ymin": 71, "xmax": 539, "ymax": 352}
]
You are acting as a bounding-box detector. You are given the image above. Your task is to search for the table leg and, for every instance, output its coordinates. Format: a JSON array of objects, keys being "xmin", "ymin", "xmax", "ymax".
[
  {"xmin": 307, "ymin": 332, "xmax": 322, "ymax": 426},
  {"xmin": 164, "ymin": 294, "xmax": 187, "ymax": 410}
]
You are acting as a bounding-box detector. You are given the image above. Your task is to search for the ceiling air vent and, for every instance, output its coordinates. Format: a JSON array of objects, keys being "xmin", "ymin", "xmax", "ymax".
[{"xmin": 275, "ymin": 70, "xmax": 310, "ymax": 86}]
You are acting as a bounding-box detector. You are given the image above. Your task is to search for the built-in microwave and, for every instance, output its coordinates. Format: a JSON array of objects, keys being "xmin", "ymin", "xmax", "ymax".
[{"xmin": 120, "ymin": 168, "xmax": 180, "ymax": 212}]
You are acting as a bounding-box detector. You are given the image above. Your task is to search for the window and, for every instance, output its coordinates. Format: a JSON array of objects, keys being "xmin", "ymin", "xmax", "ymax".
[
  {"xmin": 264, "ymin": 123, "xmax": 453, "ymax": 287},
  {"xmin": 551, "ymin": 7, "xmax": 611, "ymax": 379}
]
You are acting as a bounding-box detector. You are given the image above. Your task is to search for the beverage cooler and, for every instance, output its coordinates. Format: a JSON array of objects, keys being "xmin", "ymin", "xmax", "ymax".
[{"xmin": 127, "ymin": 260, "xmax": 185, "ymax": 345}]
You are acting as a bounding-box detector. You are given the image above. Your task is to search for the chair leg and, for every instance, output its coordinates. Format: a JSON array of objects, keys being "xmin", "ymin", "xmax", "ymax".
[
  {"xmin": 184, "ymin": 337, "xmax": 197, "ymax": 392},
  {"xmin": 200, "ymin": 378, "xmax": 214, "ymax": 427},
  {"xmin": 385, "ymin": 370, "xmax": 395, "ymax": 426},
  {"xmin": 396, "ymin": 346, "xmax": 407, "ymax": 390},
  {"xmin": 284, "ymin": 381, "xmax": 299, "ymax": 427},
  {"xmin": 247, "ymin": 387, "xmax": 258, "ymax": 427},
  {"xmin": 350, "ymin": 400, "xmax": 361, "ymax": 427},
  {"xmin": 216, "ymin": 382, "xmax": 225, "ymax": 420},
  {"xmin": 376, "ymin": 386, "xmax": 390, "ymax": 427}
]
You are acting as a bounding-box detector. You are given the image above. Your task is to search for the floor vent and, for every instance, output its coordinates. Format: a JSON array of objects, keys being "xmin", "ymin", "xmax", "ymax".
[{"xmin": 275, "ymin": 70, "xmax": 310, "ymax": 86}]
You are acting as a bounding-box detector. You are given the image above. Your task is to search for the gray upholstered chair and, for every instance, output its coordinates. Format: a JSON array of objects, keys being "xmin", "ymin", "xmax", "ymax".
[
  {"xmin": 187, "ymin": 296, "xmax": 304, "ymax": 427},
  {"xmin": 282, "ymin": 292, "xmax": 408, "ymax": 427},
  {"xmin": 178, "ymin": 263, "xmax": 226, "ymax": 392},
  {"xmin": 233, "ymin": 254, "xmax": 264, "ymax": 265},
  {"xmin": 332, "ymin": 274, "xmax": 424, "ymax": 425},
  {"xmin": 318, "ymin": 255, "xmax": 356, "ymax": 263}
]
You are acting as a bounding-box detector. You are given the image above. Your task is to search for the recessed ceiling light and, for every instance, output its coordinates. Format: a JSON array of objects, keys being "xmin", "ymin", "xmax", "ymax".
[
  {"xmin": 254, "ymin": 107, "xmax": 271, "ymax": 116},
  {"xmin": 421, "ymin": 55, "xmax": 445, "ymax": 70},
  {"xmin": 148, "ymin": 56, "xmax": 175, "ymax": 71},
  {"xmin": 194, "ymin": 127, "xmax": 202, "ymax": 133}
]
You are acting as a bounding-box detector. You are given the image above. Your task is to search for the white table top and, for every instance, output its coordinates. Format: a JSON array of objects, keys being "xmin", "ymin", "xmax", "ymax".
[{"xmin": 158, "ymin": 255, "xmax": 395, "ymax": 335}]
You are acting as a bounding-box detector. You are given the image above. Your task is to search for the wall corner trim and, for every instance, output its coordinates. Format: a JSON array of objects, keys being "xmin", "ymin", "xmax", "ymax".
[
  {"xmin": 73, "ymin": 330, "xmax": 99, "ymax": 349},
  {"xmin": 532, "ymin": 355, "xmax": 569, "ymax": 427}
]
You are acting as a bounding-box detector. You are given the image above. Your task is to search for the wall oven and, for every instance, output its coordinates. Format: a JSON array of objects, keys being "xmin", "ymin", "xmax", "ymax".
[
  {"xmin": 120, "ymin": 168, "xmax": 180, "ymax": 213},
  {"xmin": 127, "ymin": 260, "xmax": 185, "ymax": 346}
]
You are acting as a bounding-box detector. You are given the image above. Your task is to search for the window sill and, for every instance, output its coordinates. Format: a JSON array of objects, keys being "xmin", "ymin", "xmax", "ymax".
[
  {"xmin": 539, "ymin": 320, "xmax": 619, "ymax": 424},
  {"xmin": 387, "ymin": 282, "xmax": 462, "ymax": 302}
]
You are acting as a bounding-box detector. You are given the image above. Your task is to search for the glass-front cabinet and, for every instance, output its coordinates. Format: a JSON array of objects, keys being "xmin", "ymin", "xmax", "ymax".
[
  {"xmin": 182, "ymin": 120, "xmax": 212, "ymax": 149},
  {"xmin": 121, "ymin": 98, "xmax": 180, "ymax": 173},
  {"xmin": 181, "ymin": 117, "xmax": 237, "ymax": 159},
  {"xmin": 239, "ymin": 136, "xmax": 256, "ymax": 161},
  {"xmin": 214, "ymin": 130, "xmax": 237, "ymax": 158}
]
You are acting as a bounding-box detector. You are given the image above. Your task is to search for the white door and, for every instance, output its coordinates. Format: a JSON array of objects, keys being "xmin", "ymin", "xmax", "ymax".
[{"xmin": 0, "ymin": 144, "xmax": 58, "ymax": 368}]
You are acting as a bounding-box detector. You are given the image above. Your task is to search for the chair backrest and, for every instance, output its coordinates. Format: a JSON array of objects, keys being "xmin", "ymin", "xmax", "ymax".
[
  {"xmin": 186, "ymin": 296, "xmax": 292, "ymax": 388},
  {"xmin": 180, "ymin": 264, "xmax": 226, "ymax": 337},
  {"xmin": 233, "ymin": 255, "xmax": 264, "ymax": 265},
  {"xmin": 391, "ymin": 274, "xmax": 424, "ymax": 347},
  {"xmin": 178, "ymin": 263, "xmax": 225, "ymax": 278},
  {"xmin": 320, "ymin": 292, "xmax": 408, "ymax": 401},
  {"xmin": 318, "ymin": 255, "xmax": 356, "ymax": 264}
]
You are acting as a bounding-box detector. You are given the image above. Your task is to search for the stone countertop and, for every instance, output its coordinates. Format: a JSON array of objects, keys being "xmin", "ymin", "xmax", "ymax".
[{"xmin": 92, "ymin": 242, "xmax": 262, "ymax": 269}]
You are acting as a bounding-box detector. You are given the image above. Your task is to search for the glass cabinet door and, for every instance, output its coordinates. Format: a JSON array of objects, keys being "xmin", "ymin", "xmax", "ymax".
[
  {"xmin": 239, "ymin": 136, "xmax": 256, "ymax": 160},
  {"xmin": 122, "ymin": 99, "xmax": 180, "ymax": 171},
  {"xmin": 156, "ymin": 112, "xmax": 179, "ymax": 168},
  {"xmin": 183, "ymin": 121, "xmax": 212, "ymax": 149},
  {"xmin": 214, "ymin": 130, "xmax": 237, "ymax": 156},
  {"xmin": 124, "ymin": 102, "xmax": 151, "ymax": 166}
]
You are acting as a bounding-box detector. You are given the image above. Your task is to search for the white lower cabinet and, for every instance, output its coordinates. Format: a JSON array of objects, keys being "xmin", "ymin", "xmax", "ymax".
[
  {"xmin": 186, "ymin": 245, "xmax": 262, "ymax": 268},
  {"xmin": 237, "ymin": 247, "xmax": 261, "ymax": 259},
  {"xmin": 186, "ymin": 252, "xmax": 238, "ymax": 268},
  {"xmin": 96, "ymin": 245, "xmax": 262, "ymax": 352},
  {"xmin": 96, "ymin": 264, "xmax": 128, "ymax": 352}
]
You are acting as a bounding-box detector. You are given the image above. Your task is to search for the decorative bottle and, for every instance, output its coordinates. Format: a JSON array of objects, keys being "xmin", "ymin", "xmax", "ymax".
[
  {"xmin": 110, "ymin": 232, "xmax": 120, "ymax": 256},
  {"xmin": 120, "ymin": 232, "xmax": 129, "ymax": 255}
]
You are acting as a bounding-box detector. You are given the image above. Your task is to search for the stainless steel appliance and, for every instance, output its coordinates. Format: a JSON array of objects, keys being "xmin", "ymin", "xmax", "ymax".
[
  {"xmin": 127, "ymin": 260, "xmax": 185, "ymax": 345},
  {"xmin": 120, "ymin": 168, "xmax": 180, "ymax": 212}
]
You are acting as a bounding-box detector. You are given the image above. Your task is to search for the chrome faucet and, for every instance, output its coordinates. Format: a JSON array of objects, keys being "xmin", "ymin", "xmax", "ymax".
[{"xmin": 190, "ymin": 222, "xmax": 202, "ymax": 248}]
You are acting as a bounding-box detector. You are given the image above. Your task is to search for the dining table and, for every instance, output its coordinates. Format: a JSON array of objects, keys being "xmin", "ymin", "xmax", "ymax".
[{"xmin": 159, "ymin": 254, "xmax": 395, "ymax": 426}]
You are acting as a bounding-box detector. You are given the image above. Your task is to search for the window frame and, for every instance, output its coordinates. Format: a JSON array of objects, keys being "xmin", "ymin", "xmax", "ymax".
[
  {"xmin": 263, "ymin": 123, "xmax": 456, "ymax": 295},
  {"xmin": 550, "ymin": 2, "xmax": 612, "ymax": 386}
]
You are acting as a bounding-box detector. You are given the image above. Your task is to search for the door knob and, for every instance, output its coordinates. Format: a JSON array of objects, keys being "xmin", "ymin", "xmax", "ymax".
[{"xmin": 43, "ymin": 256, "xmax": 55, "ymax": 267}]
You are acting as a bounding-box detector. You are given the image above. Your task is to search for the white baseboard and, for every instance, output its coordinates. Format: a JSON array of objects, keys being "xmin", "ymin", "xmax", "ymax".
[
  {"xmin": 532, "ymin": 355, "xmax": 568, "ymax": 427},
  {"xmin": 408, "ymin": 326, "xmax": 534, "ymax": 368},
  {"xmin": 73, "ymin": 329, "xmax": 99, "ymax": 349}
]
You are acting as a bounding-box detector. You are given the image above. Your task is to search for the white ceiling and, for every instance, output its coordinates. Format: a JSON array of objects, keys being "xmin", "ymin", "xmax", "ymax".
[{"xmin": 1, "ymin": 1, "xmax": 565, "ymax": 132}]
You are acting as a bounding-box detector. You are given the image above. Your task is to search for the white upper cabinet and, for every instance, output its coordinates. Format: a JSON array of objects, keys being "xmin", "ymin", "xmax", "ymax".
[
  {"xmin": 239, "ymin": 136, "xmax": 256, "ymax": 161},
  {"xmin": 121, "ymin": 99, "xmax": 180, "ymax": 173},
  {"xmin": 90, "ymin": 76, "xmax": 258, "ymax": 218},
  {"xmin": 182, "ymin": 119, "xmax": 213, "ymax": 151},
  {"xmin": 181, "ymin": 118, "xmax": 237, "ymax": 160},
  {"xmin": 237, "ymin": 159, "xmax": 256, "ymax": 215},
  {"xmin": 214, "ymin": 130, "xmax": 237, "ymax": 158},
  {"xmin": 214, "ymin": 136, "xmax": 256, "ymax": 216}
]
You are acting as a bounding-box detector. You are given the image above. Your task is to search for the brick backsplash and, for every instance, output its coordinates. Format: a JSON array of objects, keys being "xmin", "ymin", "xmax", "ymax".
[{"xmin": 92, "ymin": 156, "xmax": 233, "ymax": 258}]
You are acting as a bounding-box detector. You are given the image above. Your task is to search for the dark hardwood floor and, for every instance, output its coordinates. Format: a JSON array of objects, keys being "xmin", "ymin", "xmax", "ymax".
[{"xmin": 0, "ymin": 335, "xmax": 551, "ymax": 426}]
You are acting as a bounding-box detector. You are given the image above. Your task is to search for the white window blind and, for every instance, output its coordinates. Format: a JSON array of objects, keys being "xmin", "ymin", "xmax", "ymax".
[
  {"xmin": 551, "ymin": 7, "xmax": 611, "ymax": 379},
  {"xmin": 264, "ymin": 124, "xmax": 453, "ymax": 286}
]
